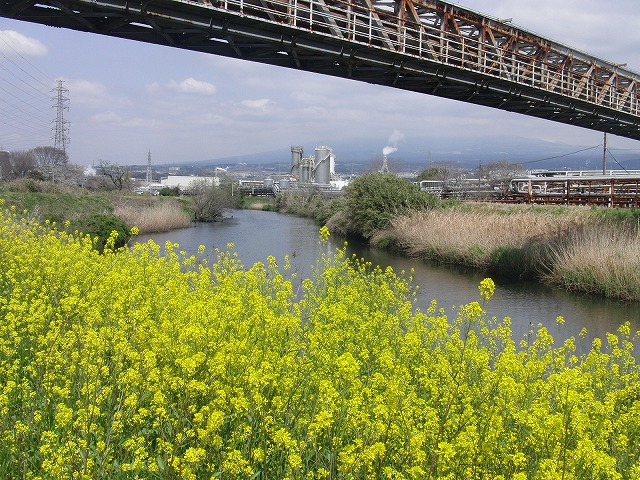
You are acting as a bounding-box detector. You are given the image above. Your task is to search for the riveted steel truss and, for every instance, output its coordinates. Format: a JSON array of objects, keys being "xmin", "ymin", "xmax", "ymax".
[{"xmin": 2, "ymin": 0, "xmax": 640, "ymax": 139}]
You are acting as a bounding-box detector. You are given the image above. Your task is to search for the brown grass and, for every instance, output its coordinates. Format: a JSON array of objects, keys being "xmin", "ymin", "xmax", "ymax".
[
  {"xmin": 543, "ymin": 225, "xmax": 640, "ymax": 301},
  {"xmin": 113, "ymin": 198, "xmax": 191, "ymax": 233},
  {"xmin": 370, "ymin": 202, "xmax": 640, "ymax": 300},
  {"xmin": 374, "ymin": 204, "xmax": 590, "ymax": 268},
  {"xmin": 1, "ymin": 178, "xmax": 82, "ymax": 194}
]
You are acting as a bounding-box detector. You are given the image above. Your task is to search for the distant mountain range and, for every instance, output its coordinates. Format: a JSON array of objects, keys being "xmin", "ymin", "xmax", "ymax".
[{"xmin": 147, "ymin": 135, "xmax": 640, "ymax": 173}]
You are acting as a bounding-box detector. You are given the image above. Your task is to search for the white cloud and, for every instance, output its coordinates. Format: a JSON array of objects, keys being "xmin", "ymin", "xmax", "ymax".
[
  {"xmin": 199, "ymin": 113, "xmax": 225, "ymax": 124},
  {"xmin": 63, "ymin": 79, "xmax": 130, "ymax": 109},
  {"xmin": 89, "ymin": 111, "xmax": 159, "ymax": 129},
  {"xmin": 0, "ymin": 30, "xmax": 47, "ymax": 56},
  {"xmin": 168, "ymin": 77, "xmax": 217, "ymax": 95},
  {"xmin": 145, "ymin": 82, "xmax": 161, "ymax": 94},
  {"xmin": 123, "ymin": 117, "xmax": 160, "ymax": 128},
  {"xmin": 241, "ymin": 98, "xmax": 272, "ymax": 111},
  {"xmin": 91, "ymin": 111, "xmax": 122, "ymax": 123}
]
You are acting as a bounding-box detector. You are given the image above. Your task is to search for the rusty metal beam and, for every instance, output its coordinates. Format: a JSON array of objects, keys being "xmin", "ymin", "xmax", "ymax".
[{"xmin": 1, "ymin": 0, "xmax": 639, "ymax": 139}]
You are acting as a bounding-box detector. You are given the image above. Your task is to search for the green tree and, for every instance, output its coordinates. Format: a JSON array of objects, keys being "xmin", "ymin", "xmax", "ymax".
[
  {"xmin": 344, "ymin": 172, "xmax": 438, "ymax": 237},
  {"xmin": 417, "ymin": 161, "xmax": 463, "ymax": 183}
]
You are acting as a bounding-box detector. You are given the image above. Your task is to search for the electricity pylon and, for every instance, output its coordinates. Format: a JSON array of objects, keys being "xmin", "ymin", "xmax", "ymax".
[{"xmin": 52, "ymin": 80, "xmax": 70, "ymax": 153}]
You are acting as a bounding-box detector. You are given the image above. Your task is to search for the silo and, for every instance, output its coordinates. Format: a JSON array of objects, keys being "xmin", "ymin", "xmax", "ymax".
[
  {"xmin": 314, "ymin": 146, "xmax": 332, "ymax": 184},
  {"xmin": 300, "ymin": 157, "xmax": 313, "ymax": 183},
  {"xmin": 291, "ymin": 146, "xmax": 303, "ymax": 174}
]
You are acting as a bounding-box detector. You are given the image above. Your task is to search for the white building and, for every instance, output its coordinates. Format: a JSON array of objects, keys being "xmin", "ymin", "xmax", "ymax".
[{"xmin": 160, "ymin": 175, "xmax": 220, "ymax": 192}]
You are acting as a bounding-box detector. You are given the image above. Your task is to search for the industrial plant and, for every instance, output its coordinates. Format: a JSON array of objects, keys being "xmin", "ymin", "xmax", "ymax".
[{"xmin": 237, "ymin": 145, "xmax": 348, "ymax": 196}]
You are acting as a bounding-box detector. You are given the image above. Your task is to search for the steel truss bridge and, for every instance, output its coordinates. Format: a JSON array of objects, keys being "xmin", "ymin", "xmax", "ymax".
[{"xmin": 2, "ymin": 0, "xmax": 640, "ymax": 139}]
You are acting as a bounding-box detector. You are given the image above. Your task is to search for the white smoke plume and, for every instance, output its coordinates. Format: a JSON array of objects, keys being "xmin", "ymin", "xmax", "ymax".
[
  {"xmin": 382, "ymin": 146, "xmax": 397, "ymax": 156},
  {"xmin": 382, "ymin": 130, "xmax": 405, "ymax": 156}
]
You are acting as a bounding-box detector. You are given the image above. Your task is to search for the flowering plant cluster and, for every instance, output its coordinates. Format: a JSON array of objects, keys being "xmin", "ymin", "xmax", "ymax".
[{"xmin": 0, "ymin": 201, "xmax": 638, "ymax": 479}]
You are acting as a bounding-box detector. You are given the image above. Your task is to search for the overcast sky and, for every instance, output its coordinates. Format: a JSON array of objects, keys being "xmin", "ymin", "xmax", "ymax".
[{"xmin": 1, "ymin": 0, "xmax": 640, "ymax": 166}]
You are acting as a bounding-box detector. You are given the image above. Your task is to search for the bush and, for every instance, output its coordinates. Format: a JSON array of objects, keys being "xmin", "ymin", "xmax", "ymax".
[
  {"xmin": 158, "ymin": 186, "xmax": 180, "ymax": 196},
  {"xmin": 344, "ymin": 172, "xmax": 439, "ymax": 237},
  {"xmin": 83, "ymin": 213, "xmax": 130, "ymax": 251},
  {"xmin": 275, "ymin": 191, "xmax": 343, "ymax": 225}
]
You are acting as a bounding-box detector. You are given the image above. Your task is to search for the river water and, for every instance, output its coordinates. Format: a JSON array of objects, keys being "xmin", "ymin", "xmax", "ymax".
[{"xmin": 137, "ymin": 209, "xmax": 640, "ymax": 348}]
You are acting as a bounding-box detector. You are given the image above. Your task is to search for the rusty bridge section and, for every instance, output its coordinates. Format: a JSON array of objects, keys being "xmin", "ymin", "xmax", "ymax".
[
  {"xmin": 2, "ymin": 0, "xmax": 640, "ymax": 139},
  {"xmin": 509, "ymin": 171, "xmax": 640, "ymax": 207}
]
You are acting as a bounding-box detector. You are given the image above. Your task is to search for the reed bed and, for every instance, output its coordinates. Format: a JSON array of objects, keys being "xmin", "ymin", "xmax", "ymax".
[
  {"xmin": 375, "ymin": 205, "xmax": 590, "ymax": 269},
  {"xmin": 372, "ymin": 203, "xmax": 640, "ymax": 300},
  {"xmin": 544, "ymin": 224, "xmax": 640, "ymax": 301},
  {"xmin": 114, "ymin": 199, "xmax": 191, "ymax": 233}
]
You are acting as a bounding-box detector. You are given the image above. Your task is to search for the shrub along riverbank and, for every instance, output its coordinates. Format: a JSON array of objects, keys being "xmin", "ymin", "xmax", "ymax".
[
  {"xmin": 278, "ymin": 174, "xmax": 640, "ymax": 302},
  {"xmin": 0, "ymin": 179, "xmax": 192, "ymax": 250},
  {"xmin": 1, "ymin": 203, "xmax": 638, "ymax": 478}
]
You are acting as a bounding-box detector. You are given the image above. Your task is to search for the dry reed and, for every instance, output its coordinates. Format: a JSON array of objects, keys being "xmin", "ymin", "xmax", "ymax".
[
  {"xmin": 375, "ymin": 205, "xmax": 590, "ymax": 269},
  {"xmin": 371, "ymin": 203, "xmax": 640, "ymax": 300},
  {"xmin": 544, "ymin": 224, "xmax": 640, "ymax": 301},
  {"xmin": 114, "ymin": 200, "xmax": 191, "ymax": 233}
]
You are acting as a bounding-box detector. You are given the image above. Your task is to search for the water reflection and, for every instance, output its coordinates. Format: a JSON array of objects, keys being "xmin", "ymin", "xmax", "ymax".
[{"xmin": 137, "ymin": 209, "xmax": 640, "ymax": 346}]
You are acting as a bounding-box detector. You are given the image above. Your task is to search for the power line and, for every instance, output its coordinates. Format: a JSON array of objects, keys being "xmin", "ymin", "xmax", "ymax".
[
  {"xmin": 606, "ymin": 149, "xmax": 630, "ymax": 173},
  {"xmin": 518, "ymin": 144, "xmax": 602, "ymax": 165},
  {"xmin": 0, "ymin": 34, "xmax": 52, "ymax": 92},
  {"xmin": 0, "ymin": 30, "xmax": 58, "ymax": 151}
]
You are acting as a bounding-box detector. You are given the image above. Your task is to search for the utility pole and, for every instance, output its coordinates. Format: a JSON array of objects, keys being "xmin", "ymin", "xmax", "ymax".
[
  {"xmin": 52, "ymin": 80, "xmax": 70, "ymax": 154},
  {"xmin": 602, "ymin": 132, "xmax": 607, "ymax": 174}
]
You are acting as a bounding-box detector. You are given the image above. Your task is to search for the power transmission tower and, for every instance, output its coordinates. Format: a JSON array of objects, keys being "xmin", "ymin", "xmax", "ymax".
[{"xmin": 52, "ymin": 80, "xmax": 70, "ymax": 153}]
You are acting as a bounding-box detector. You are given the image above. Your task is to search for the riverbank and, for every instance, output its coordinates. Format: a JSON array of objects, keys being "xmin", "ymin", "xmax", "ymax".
[
  {"xmin": 367, "ymin": 203, "xmax": 640, "ymax": 302},
  {"xmin": 5, "ymin": 179, "xmax": 640, "ymax": 301},
  {"xmin": 0, "ymin": 179, "xmax": 192, "ymax": 247},
  {"xmin": 274, "ymin": 187, "xmax": 640, "ymax": 302}
]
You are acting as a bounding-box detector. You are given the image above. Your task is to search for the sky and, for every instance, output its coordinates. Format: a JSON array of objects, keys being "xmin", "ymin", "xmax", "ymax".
[{"xmin": 1, "ymin": 0, "xmax": 640, "ymax": 166}]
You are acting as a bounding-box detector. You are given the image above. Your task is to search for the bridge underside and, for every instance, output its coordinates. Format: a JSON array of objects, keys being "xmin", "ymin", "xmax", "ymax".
[{"xmin": 2, "ymin": 0, "xmax": 640, "ymax": 140}]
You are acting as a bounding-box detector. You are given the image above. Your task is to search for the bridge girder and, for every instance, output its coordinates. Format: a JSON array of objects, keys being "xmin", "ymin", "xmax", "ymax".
[{"xmin": 1, "ymin": 0, "xmax": 640, "ymax": 140}]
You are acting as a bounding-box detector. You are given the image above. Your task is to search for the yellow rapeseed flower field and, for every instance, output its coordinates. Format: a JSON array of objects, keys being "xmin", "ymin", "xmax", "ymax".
[{"xmin": 0, "ymin": 200, "xmax": 638, "ymax": 479}]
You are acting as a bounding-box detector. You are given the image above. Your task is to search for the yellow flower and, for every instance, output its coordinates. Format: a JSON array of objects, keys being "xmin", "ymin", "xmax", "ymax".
[
  {"xmin": 478, "ymin": 277, "xmax": 496, "ymax": 301},
  {"xmin": 319, "ymin": 225, "xmax": 330, "ymax": 243}
]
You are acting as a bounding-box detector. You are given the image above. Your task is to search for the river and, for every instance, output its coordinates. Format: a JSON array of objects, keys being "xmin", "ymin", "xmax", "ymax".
[{"xmin": 137, "ymin": 209, "xmax": 640, "ymax": 348}]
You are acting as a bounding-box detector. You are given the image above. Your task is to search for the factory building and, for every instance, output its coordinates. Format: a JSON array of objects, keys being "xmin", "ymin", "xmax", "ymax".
[{"xmin": 290, "ymin": 145, "xmax": 335, "ymax": 185}]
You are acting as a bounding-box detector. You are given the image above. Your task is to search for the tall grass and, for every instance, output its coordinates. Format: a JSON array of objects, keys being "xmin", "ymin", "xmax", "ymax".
[
  {"xmin": 544, "ymin": 222, "xmax": 640, "ymax": 301},
  {"xmin": 371, "ymin": 203, "xmax": 640, "ymax": 300},
  {"xmin": 375, "ymin": 205, "xmax": 589, "ymax": 269},
  {"xmin": 114, "ymin": 198, "xmax": 191, "ymax": 233}
]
